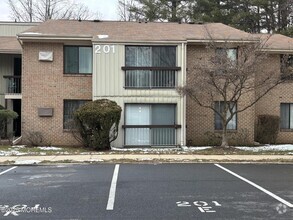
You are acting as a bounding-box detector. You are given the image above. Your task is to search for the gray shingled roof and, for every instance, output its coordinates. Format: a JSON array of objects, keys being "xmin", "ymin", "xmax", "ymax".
[
  {"xmin": 255, "ymin": 34, "xmax": 293, "ymax": 52},
  {"xmin": 0, "ymin": 36, "xmax": 21, "ymax": 53},
  {"xmin": 18, "ymin": 19, "xmax": 254, "ymax": 42},
  {"xmin": 16, "ymin": 20, "xmax": 293, "ymax": 52}
]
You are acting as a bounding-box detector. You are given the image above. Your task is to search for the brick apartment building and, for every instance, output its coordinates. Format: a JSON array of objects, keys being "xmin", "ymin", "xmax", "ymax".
[
  {"xmin": 5, "ymin": 19, "xmax": 292, "ymax": 147},
  {"xmin": 0, "ymin": 22, "xmax": 39, "ymax": 139}
]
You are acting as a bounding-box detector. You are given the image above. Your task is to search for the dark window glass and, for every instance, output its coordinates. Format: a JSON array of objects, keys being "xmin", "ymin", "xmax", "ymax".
[
  {"xmin": 63, "ymin": 100, "xmax": 88, "ymax": 129},
  {"xmin": 125, "ymin": 104, "xmax": 176, "ymax": 145},
  {"xmin": 214, "ymin": 101, "xmax": 237, "ymax": 130},
  {"xmin": 216, "ymin": 48, "xmax": 237, "ymax": 62},
  {"xmin": 64, "ymin": 46, "xmax": 92, "ymax": 74},
  {"xmin": 125, "ymin": 46, "xmax": 177, "ymax": 88},
  {"xmin": 280, "ymin": 103, "xmax": 292, "ymax": 129},
  {"xmin": 280, "ymin": 55, "xmax": 293, "ymax": 80}
]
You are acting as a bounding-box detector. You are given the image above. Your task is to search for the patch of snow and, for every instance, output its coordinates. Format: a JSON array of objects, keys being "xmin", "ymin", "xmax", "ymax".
[
  {"xmin": 11, "ymin": 145, "xmax": 26, "ymax": 149},
  {"xmin": 183, "ymin": 146, "xmax": 212, "ymax": 151},
  {"xmin": 97, "ymin": 34, "xmax": 109, "ymax": 39},
  {"xmin": 37, "ymin": 146, "xmax": 62, "ymax": 151},
  {"xmin": 89, "ymin": 159, "xmax": 104, "ymax": 162},
  {"xmin": 0, "ymin": 150, "xmax": 27, "ymax": 156},
  {"xmin": 137, "ymin": 158, "xmax": 154, "ymax": 161},
  {"xmin": 14, "ymin": 160, "xmax": 41, "ymax": 165},
  {"xmin": 80, "ymin": 152, "xmax": 91, "ymax": 155},
  {"xmin": 181, "ymin": 146, "xmax": 189, "ymax": 151},
  {"xmin": 236, "ymin": 144, "xmax": 293, "ymax": 152},
  {"xmin": 111, "ymin": 146, "xmax": 211, "ymax": 153},
  {"xmin": 111, "ymin": 147, "xmax": 179, "ymax": 153},
  {"xmin": 21, "ymin": 32, "xmax": 42, "ymax": 35}
]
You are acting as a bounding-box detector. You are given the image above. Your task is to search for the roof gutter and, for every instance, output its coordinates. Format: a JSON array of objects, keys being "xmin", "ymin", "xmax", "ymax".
[
  {"xmin": 186, "ymin": 39, "xmax": 259, "ymax": 44},
  {"xmin": 92, "ymin": 40, "xmax": 187, "ymax": 44},
  {"xmin": 0, "ymin": 49, "xmax": 22, "ymax": 54},
  {"xmin": 17, "ymin": 34, "xmax": 93, "ymax": 42},
  {"xmin": 259, "ymin": 49, "xmax": 293, "ymax": 54}
]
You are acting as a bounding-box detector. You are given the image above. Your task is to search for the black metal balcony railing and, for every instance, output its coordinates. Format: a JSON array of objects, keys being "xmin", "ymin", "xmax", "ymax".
[
  {"xmin": 122, "ymin": 67, "xmax": 181, "ymax": 89},
  {"xmin": 122, "ymin": 125, "xmax": 181, "ymax": 146},
  {"xmin": 3, "ymin": 76, "xmax": 21, "ymax": 94}
]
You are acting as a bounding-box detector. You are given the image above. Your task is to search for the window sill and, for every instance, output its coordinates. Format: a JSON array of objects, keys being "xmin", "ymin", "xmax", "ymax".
[
  {"xmin": 63, "ymin": 74, "xmax": 92, "ymax": 77},
  {"xmin": 280, "ymin": 129, "xmax": 293, "ymax": 132},
  {"xmin": 214, "ymin": 130, "xmax": 237, "ymax": 133},
  {"xmin": 124, "ymin": 87, "xmax": 176, "ymax": 90},
  {"xmin": 63, "ymin": 129, "xmax": 78, "ymax": 132}
]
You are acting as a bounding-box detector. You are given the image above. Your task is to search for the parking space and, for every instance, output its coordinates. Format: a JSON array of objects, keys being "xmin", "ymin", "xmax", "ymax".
[
  {"xmin": 0, "ymin": 164, "xmax": 292, "ymax": 219},
  {"xmin": 220, "ymin": 164, "xmax": 293, "ymax": 203},
  {"xmin": 0, "ymin": 165, "xmax": 115, "ymax": 219},
  {"xmin": 112, "ymin": 164, "xmax": 292, "ymax": 219}
]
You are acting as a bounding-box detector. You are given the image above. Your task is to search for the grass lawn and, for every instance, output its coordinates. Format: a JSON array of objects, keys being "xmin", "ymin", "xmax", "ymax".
[
  {"xmin": 0, "ymin": 145, "xmax": 292, "ymax": 156},
  {"xmin": 0, "ymin": 145, "xmax": 95, "ymax": 156}
]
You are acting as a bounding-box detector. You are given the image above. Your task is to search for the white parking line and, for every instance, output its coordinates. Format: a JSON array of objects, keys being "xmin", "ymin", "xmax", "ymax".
[
  {"xmin": 106, "ymin": 164, "xmax": 120, "ymax": 210},
  {"xmin": 0, "ymin": 166, "xmax": 17, "ymax": 176},
  {"xmin": 215, "ymin": 164, "xmax": 293, "ymax": 208}
]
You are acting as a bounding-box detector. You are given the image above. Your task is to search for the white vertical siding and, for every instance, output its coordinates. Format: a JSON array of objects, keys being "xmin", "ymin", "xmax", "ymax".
[
  {"xmin": 0, "ymin": 23, "xmax": 39, "ymax": 36},
  {"xmin": 0, "ymin": 54, "xmax": 15, "ymax": 107},
  {"xmin": 92, "ymin": 43, "xmax": 185, "ymax": 147}
]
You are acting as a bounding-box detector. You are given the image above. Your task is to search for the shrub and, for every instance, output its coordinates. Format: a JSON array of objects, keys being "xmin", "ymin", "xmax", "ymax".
[
  {"xmin": 25, "ymin": 131, "xmax": 45, "ymax": 147},
  {"xmin": 204, "ymin": 129, "xmax": 251, "ymax": 146},
  {"xmin": 0, "ymin": 105, "xmax": 18, "ymax": 140},
  {"xmin": 74, "ymin": 99, "xmax": 122, "ymax": 150},
  {"xmin": 256, "ymin": 115, "xmax": 280, "ymax": 144},
  {"xmin": 204, "ymin": 131, "xmax": 221, "ymax": 146},
  {"xmin": 229, "ymin": 129, "xmax": 251, "ymax": 146}
]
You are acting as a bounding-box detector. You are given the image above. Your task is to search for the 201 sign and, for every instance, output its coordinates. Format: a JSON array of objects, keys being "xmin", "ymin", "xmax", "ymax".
[{"xmin": 95, "ymin": 45, "xmax": 115, "ymax": 54}]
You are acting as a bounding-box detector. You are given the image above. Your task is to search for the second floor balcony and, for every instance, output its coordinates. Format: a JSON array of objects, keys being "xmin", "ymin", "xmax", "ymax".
[{"xmin": 3, "ymin": 75, "xmax": 21, "ymax": 99}]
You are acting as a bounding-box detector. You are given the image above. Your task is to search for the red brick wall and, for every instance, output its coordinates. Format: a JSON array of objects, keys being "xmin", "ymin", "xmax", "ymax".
[
  {"xmin": 22, "ymin": 42, "xmax": 92, "ymax": 146},
  {"xmin": 255, "ymin": 54, "xmax": 293, "ymax": 143},
  {"xmin": 186, "ymin": 45, "xmax": 255, "ymax": 145}
]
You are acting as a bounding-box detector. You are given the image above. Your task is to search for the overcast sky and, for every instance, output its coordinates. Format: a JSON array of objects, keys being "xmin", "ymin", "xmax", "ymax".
[{"xmin": 0, "ymin": 0, "xmax": 119, "ymax": 21}]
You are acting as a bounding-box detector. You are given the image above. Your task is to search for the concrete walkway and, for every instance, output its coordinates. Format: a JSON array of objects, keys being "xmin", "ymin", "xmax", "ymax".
[{"xmin": 1, "ymin": 154, "xmax": 293, "ymax": 165}]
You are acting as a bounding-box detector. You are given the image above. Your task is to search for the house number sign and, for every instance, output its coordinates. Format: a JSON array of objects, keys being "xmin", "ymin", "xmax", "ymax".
[{"xmin": 95, "ymin": 45, "xmax": 115, "ymax": 54}]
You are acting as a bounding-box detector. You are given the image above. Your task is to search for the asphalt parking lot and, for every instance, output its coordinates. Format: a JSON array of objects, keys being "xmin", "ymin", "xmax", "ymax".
[{"xmin": 0, "ymin": 163, "xmax": 292, "ymax": 219}]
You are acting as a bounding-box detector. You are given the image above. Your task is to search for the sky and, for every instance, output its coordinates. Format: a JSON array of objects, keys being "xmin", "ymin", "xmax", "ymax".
[{"xmin": 0, "ymin": 0, "xmax": 120, "ymax": 21}]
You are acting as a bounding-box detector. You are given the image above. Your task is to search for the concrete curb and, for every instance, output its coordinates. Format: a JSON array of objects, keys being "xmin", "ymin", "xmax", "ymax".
[{"xmin": 1, "ymin": 154, "xmax": 293, "ymax": 165}]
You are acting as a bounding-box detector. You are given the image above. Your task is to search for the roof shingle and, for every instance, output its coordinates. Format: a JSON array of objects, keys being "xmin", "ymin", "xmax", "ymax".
[
  {"xmin": 18, "ymin": 19, "xmax": 254, "ymax": 42},
  {"xmin": 0, "ymin": 36, "xmax": 21, "ymax": 53}
]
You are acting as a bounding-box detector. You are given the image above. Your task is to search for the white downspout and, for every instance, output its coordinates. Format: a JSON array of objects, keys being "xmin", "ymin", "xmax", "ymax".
[{"xmin": 181, "ymin": 42, "xmax": 187, "ymax": 146}]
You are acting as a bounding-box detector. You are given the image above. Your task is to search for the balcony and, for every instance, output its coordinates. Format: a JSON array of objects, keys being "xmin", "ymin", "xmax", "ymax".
[
  {"xmin": 122, "ymin": 67, "xmax": 180, "ymax": 89},
  {"xmin": 3, "ymin": 76, "xmax": 22, "ymax": 99}
]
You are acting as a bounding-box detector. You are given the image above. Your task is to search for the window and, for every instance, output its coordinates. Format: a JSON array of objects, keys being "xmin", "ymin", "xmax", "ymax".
[
  {"xmin": 64, "ymin": 46, "xmax": 92, "ymax": 74},
  {"xmin": 280, "ymin": 54, "xmax": 293, "ymax": 80},
  {"xmin": 124, "ymin": 104, "xmax": 179, "ymax": 146},
  {"xmin": 216, "ymin": 48, "xmax": 238, "ymax": 62},
  {"xmin": 214, "ymin": 101, "xmax": 237, "ymax": 130},
  {"xmin": 280, "ymin": 103, "xmax": 293, "ymax": 129},
  {"xmin": 63, "ymin": 100, "xmax": 88, "ymax": 129},
  {"xmin": 123, "ymin": 46, "xmax": 180, "ymax": 88}
]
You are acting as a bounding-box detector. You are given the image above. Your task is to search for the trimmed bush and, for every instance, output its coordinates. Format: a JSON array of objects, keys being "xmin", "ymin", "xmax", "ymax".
[
  {"xmin": 0, "ymin": 105, "xmax": 18, "ymax": 139},
  {"xmin": 74, "ymin": 99, "xmax": 122, "ymax": 150},
  {"xmin": 256, "ymin": 115, "xmax": 280, "ymax": 144}
]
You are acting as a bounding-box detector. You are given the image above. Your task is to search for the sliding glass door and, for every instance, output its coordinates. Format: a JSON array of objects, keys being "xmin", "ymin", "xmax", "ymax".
[{"xmin": 125, "ymin": 104, "xmax": 177, "ymax": 146}]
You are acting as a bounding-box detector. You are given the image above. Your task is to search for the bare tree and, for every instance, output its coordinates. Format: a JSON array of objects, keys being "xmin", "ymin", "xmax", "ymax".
[
  {"xmin": 118, "ymin": 0, "xmax": 136, "ymax": 21},
  {"xmin": 178, "ymin": 30, "xmax": 287, "ymax": 148},
  {"xmin": 8, "ymin": 0, "xmax": 34, "ymax": 22},
  {"xmin": 118, "ymin": 0, "xmax": 191, "ymax": 22},
  {"xmin": 8, "ymin": 0, "xmax": 94, "ymax": 22}
]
